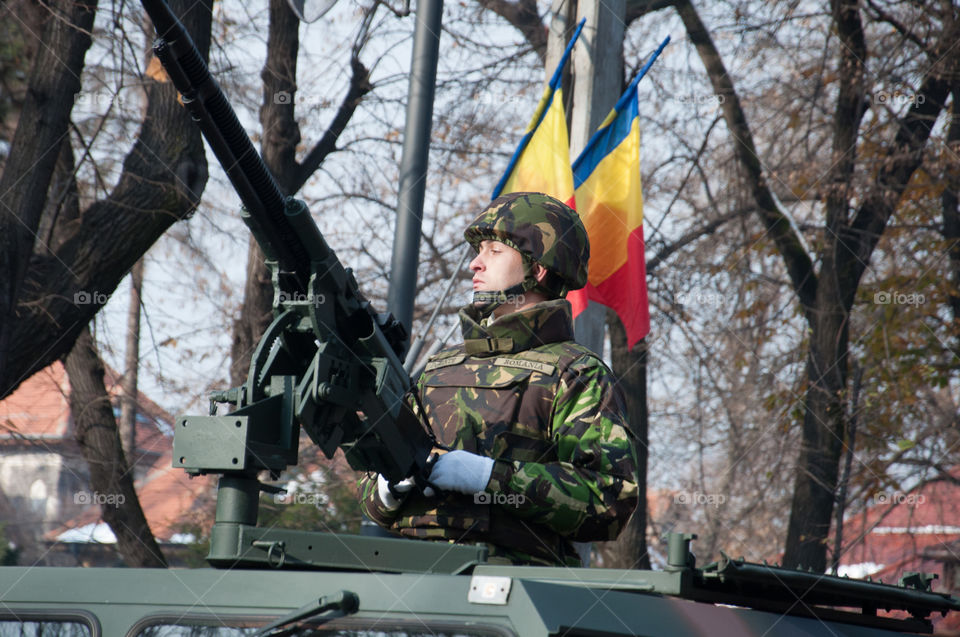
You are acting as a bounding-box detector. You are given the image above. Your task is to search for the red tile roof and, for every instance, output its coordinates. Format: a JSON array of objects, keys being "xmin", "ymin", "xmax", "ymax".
[
  {"xmin": 47, "ymin": 449, "xmax": 216, "ymax": 543},
  {"xmin": 0, "ymin": 364, "xmax": 71, "ymax": 438},
  {"xmin": 2, "ymin": 362, "xmax": 215, "ymax": 545},
  {"xmin": 838, "ymin": 473, "xmax": 960, "ymax": 599},
  {"xmin": 0, "ymin": 362, "xmax": 170, "ymax": 460}
]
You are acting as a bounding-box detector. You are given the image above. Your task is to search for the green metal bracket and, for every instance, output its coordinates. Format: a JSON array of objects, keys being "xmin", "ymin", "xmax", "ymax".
[{"xmin": 206, "ymin": 524, "xmax": 488, "ymax": 574}]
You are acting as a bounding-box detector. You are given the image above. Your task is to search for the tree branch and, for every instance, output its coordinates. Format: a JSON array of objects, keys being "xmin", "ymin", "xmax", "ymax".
[
  {"xmin": 863, "ymin": 0, "xmax": 929, "ymax": 54},
  {"xmin": 475, "ymin": 0, "xmax": 547, "ymax": 64},
  {"xmin": 647, "ymin": 210, "xmax": 740, "ymax": 273},
  {"xmin": 844, "ymin": 71, "xmax": 952, "ymax": 290},
  {"xmin": 625, "ymin": 0, "xmax": 675, "ymax": 25},
  {"xmin": 674, "ymin": 0, "xmax": 817, "ymax": 314},
  {"xmin": 296, "ymin": 54, "xmax": 372, "ymax": 190},
  {"xmin": 0, "ymin": 0, "xmax": 211, "ymax": 398},
  {"xmin": 942, "ymin": 88, "xmax": 960, "ymax": 341}
]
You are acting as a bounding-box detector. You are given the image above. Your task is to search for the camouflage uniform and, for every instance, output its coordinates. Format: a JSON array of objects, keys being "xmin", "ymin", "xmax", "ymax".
[{"xmin": 360, "ymin": 193, "xmax": 639, "ymax": 566}]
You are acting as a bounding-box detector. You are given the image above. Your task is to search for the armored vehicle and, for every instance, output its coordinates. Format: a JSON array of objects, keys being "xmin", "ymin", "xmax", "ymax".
[
  {"xmin": 2, "ymin": 532, "xmax": 959, "ymax": 635},
  {"xmin": 2, "ymin": 1, "xmax": 959, "ymax": 635}
]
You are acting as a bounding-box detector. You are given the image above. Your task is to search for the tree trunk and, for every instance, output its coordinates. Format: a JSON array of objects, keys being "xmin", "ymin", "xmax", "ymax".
[
  {"xmin": 0, "ymin": 1, "xmax": 47, "ymax": 142},
  {"xmin": 607, "ymin": 311, "xmax": 650, "ymax": 569},
  {"xmin": 942, "ymin": 89, "xmax": 960, "ymax": 336},
  {"xmin": 230, "ymin": 239, "xmax": 274, "ymax": 387},
  {"xmin": 832, "ymin": 363, "xmax": 861, "ymax": 572},
  {"xmin": 64, "ymin": 327, "xmax": 166, "ymax": 567},
  {"xmin": 231, "ymin": 0, "xmax": 300, "ymax": 387},
  {"xmin": 120, "ymin": 259, "xmax": 144, "ymax": 460},
  {"xmin": 0, "ymin": 0, "xmax": 97, "ymax": 377},
  {"xmin": 786, "ymin": 300, "xmax": 849, "ymax": 569},
  {"xmin": 783, "ymin": 0, "xmax": 865, "ymax": 570}
]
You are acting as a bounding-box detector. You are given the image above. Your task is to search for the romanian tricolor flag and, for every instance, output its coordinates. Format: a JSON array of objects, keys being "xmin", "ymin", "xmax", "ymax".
[
  {"xmin": 567, "ymin": 37, "xmax": 668, "ymax": 348},
  {"xmin": 492, "ymin": 19, "xmax": 584, "ymax": 203}
]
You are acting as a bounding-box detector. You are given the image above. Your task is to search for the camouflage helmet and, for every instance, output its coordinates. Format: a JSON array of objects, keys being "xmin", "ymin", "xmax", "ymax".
[{"xmin": 464, "ymin": 192, "xmax": 589, "ymax": 296}]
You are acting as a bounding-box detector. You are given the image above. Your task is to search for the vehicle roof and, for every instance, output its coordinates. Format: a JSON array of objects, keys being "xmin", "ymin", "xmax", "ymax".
[{"xmin": 0, "ymin": 564, "xmax": 931, "ymax": 637}]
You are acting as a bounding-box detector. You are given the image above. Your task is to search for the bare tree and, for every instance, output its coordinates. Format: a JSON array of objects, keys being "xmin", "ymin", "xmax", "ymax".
[
  {"xmin": 626, "ymin": 0, "xmax": 959, "ymax": 570},
  {"xmin": 0, "ymin": 0, "xmax": 212, "ymax": 565}
]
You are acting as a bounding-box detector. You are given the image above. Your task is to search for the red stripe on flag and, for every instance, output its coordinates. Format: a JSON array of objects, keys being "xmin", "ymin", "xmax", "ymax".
[{"xmin": 567, "ymin": 226, "xmax": 648, "ymax": 348}]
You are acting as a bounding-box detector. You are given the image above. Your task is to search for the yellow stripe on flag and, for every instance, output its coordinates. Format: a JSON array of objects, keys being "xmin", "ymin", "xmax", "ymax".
[{"xmin": 501, "ymin": 88, "xmax": 574, "ymax": 202}]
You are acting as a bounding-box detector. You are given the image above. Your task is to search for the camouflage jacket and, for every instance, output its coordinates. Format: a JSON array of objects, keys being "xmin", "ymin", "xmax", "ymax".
[{"xmin": 360, "ymin": 299, "xmax": 638, "ymax": 566}]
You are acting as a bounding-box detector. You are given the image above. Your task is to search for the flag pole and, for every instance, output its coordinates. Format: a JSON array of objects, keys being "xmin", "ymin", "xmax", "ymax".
[
  {"xmin": 572, "ymin": 35, "xmax": 670, "ymax": 175},
  {"xmin": 621, "ymin": 35, "xmax": 670, "ymax": 108},
  {"xmin": 492, "ymin": 18, "xmax": 586, "ymax": 199}
]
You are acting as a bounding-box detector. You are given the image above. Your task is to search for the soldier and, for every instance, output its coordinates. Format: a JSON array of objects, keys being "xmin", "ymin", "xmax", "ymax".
[{"xmin": 360, "ymin": 192, "xmax": 638, "ymax": 566}]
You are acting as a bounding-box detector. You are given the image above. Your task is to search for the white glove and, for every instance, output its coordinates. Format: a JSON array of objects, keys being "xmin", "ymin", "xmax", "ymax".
[
  {"xmin": 376, "ymin": 474, "xmax": 415, "ymax": 511},
  {"xmin": 427, "ymin": 450, "xmax": 495, "ymax": 495}
]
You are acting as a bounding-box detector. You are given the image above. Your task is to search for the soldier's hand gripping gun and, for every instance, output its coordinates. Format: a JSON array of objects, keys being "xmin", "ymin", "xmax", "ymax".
[{"xmin": 143, "ymin": 0, "xmax": 433, "ymax": 494}]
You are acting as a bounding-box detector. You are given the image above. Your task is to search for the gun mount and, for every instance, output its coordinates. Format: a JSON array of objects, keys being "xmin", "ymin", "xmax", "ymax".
[{"xmin": 142, "ymin": 0, "xmax": 436, "ymax": 568}]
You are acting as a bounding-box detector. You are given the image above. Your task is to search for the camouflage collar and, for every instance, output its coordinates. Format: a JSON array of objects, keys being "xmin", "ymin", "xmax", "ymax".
[{"xmin": 459, "ymin": 299, "xmax": 575, "ymax": 355}]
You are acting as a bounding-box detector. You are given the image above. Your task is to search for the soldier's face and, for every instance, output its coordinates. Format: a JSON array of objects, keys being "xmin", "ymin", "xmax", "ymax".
[{"xmin": 470, "ymin": 240, "xmax": 526, "ymax": 292}]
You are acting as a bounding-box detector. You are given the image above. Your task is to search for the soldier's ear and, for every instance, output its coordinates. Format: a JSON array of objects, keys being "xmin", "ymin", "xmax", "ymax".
[{"xmin": 532, "ymin": 263, "xmax": 549, "ymax": 283}]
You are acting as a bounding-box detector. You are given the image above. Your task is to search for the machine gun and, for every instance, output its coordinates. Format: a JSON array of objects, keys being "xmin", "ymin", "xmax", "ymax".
[{"xmin": 141, "ymin": 0, "xmax": 458, "ymax": 570}]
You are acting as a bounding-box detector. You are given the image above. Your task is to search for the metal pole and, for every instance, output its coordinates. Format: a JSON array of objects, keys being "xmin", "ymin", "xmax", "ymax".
[
  {"xmin": 403, "ymin": 245, "xmax": 470, "ymax": 372},
  {"xmin": 387, "ymin": 0, "xmax": 444, "ymax": 334},
  {"xmin": 569, "ymin": 0, "xmax": 626, "ymax": 356}
]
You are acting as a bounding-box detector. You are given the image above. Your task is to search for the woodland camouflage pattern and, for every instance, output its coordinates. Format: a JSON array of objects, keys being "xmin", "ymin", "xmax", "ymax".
[
  {"xmin": 464, "ymin": 192, "xmax": 590, "ymax": 294},
  {"xmin": 361, "ymin": 299, "xmax": 638, "ymax": 566}
]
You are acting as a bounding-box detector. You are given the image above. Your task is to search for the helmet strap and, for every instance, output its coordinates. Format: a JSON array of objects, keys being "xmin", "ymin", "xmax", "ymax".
[
  {"xmin": 471, "ymin": 257, "xmax": 544, "ymax": 316},
  {"xmin": 472, "ymin": 281, "xmax": 529, "ymax": 316}
]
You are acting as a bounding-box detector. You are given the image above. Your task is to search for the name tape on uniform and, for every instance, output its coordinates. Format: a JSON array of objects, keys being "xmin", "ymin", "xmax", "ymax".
[
  {"xmin": 424, "ymin": 355, "xmax": 466, "ymax": 372},
  {"xmin": 492, "ymin": 357, "xmax": 556, "ymax": 376}
]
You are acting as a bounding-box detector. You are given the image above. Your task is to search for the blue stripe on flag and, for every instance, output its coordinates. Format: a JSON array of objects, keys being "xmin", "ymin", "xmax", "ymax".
[{"xmin": 571, "ymin": 97, "xmax": 637, "ymax": 188}]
